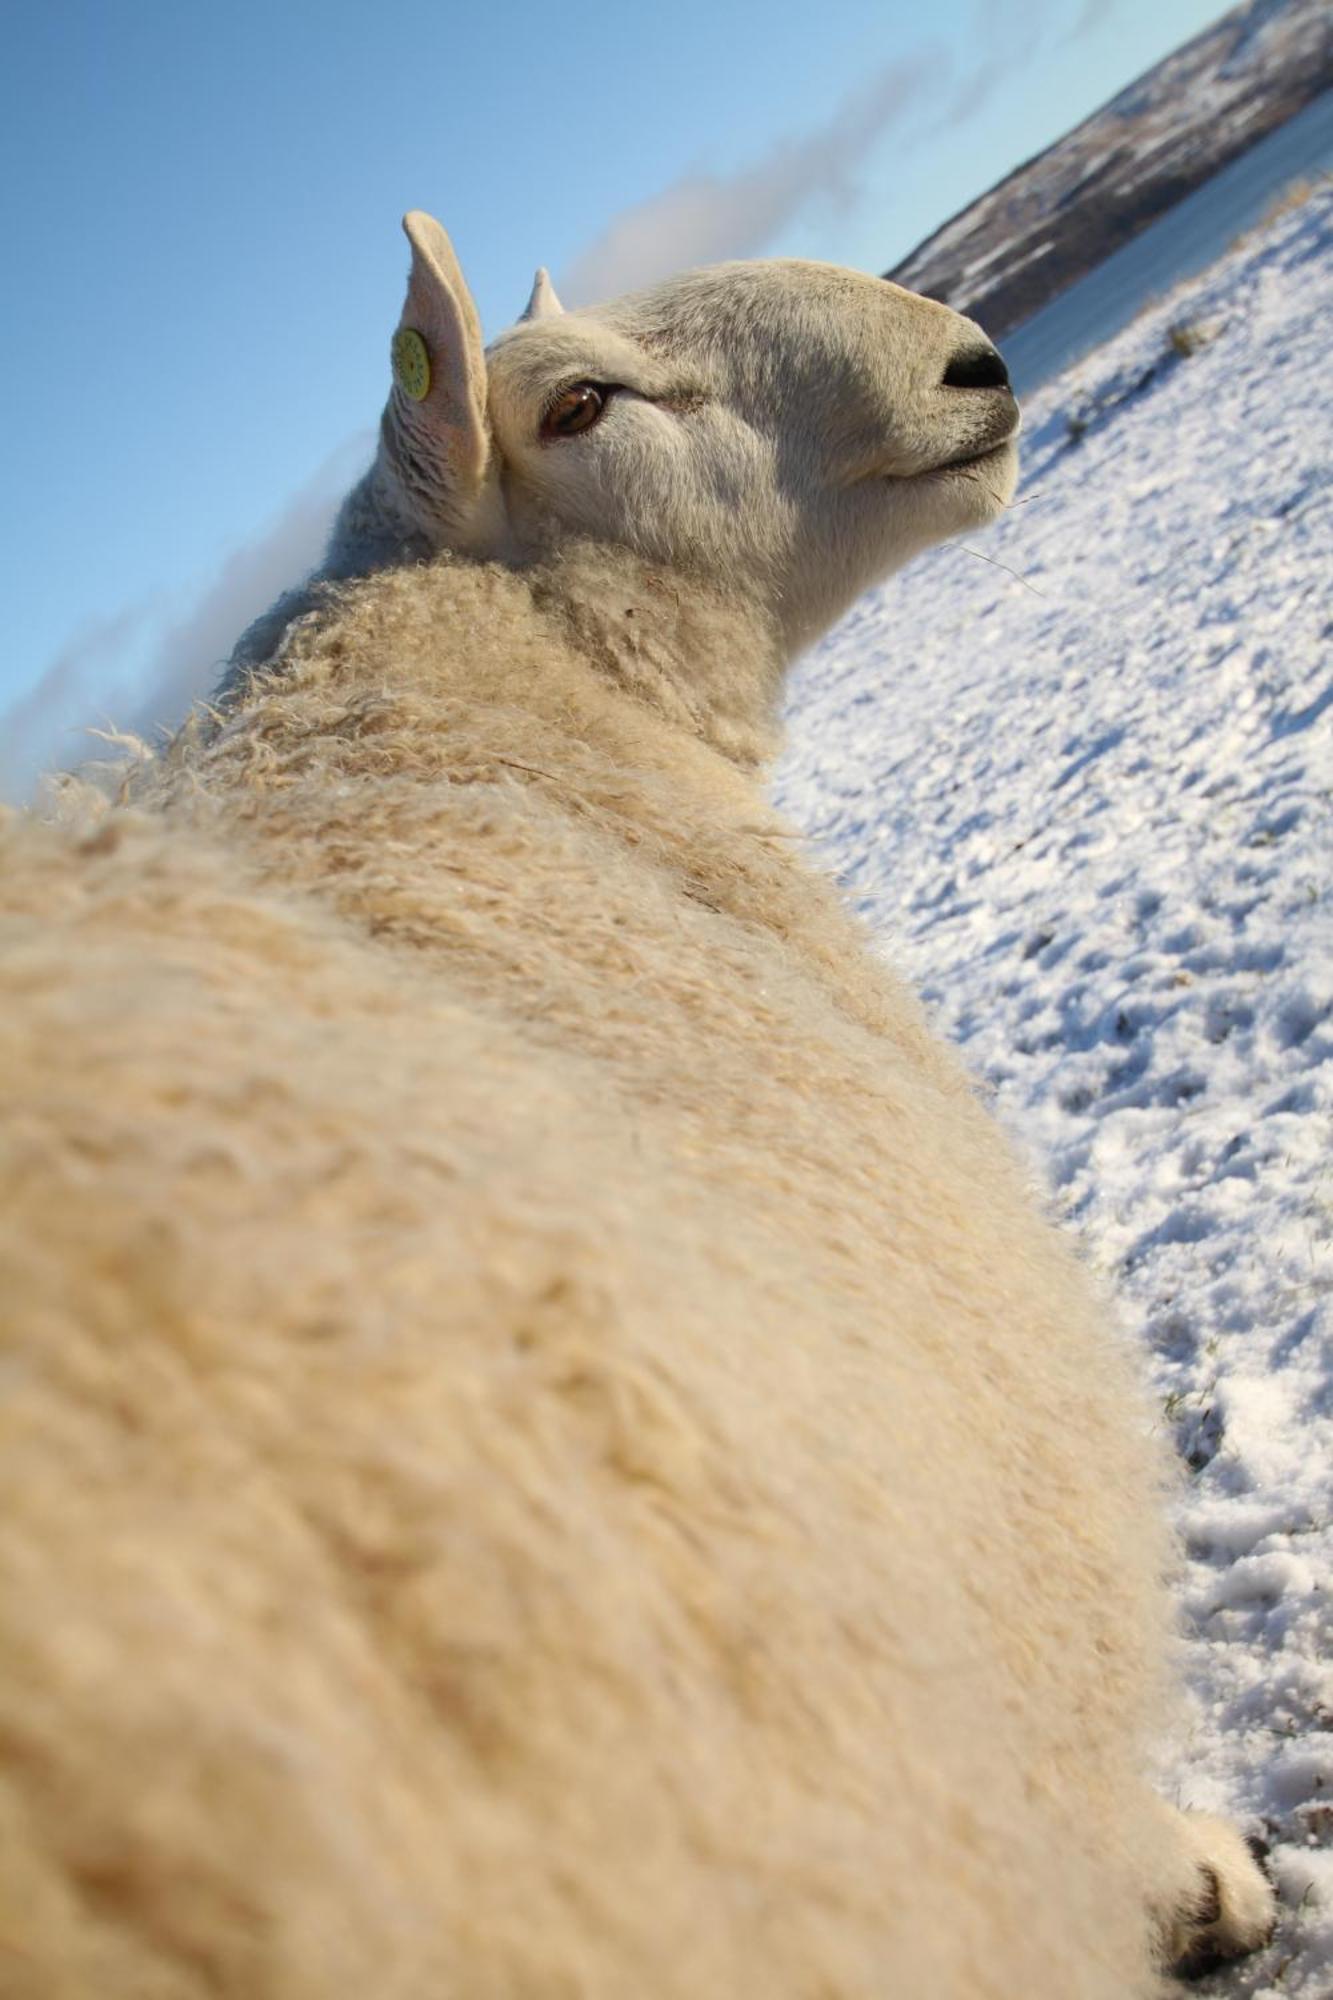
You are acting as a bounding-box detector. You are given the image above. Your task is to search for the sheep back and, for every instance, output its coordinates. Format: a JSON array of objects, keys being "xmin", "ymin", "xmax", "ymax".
[{"xmin": 0, "ymin": 551, "xmax": 1177, "ymax": 1998}]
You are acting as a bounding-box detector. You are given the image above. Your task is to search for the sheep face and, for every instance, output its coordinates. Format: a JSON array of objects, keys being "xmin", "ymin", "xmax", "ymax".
[
  {"xmin": 491, "ymin": 262, "xmax": 1016, "ymax": 655},
  {"xmin": 376, "ymin": 214, "xmax": 1018, "ymax": 661}
]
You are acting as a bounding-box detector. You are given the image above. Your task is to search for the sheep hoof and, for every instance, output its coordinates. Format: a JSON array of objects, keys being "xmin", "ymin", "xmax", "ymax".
[{"xmin": 1161, "ymin": 1814, "xmax": 1276, "ymax": 1981}]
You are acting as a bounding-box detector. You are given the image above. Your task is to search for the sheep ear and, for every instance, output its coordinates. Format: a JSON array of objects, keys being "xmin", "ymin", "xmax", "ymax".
[
  {"xmin": 520, "ymin": 267, "xmax": 565, "ymax": 322},
  {"xmin": 384, "ymin": 211, "xmax": 493, "ymax": 535}
]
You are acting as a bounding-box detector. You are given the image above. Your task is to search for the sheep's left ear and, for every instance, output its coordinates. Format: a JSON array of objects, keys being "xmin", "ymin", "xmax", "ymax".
[{"xmin": 382, "ymin": 211, "xmax": 497, "ymax": 542}]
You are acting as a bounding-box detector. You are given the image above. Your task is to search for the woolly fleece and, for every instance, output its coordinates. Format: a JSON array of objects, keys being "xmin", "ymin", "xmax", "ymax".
[{"xmin": 0, "ymin": 547, "xmax": 1261, "ymax": 1992}]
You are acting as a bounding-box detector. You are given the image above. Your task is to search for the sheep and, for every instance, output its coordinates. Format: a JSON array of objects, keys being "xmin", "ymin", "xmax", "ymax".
[{"xmin": 0, "ymin": 212, "xmax": 1275, "ymax": 1998}]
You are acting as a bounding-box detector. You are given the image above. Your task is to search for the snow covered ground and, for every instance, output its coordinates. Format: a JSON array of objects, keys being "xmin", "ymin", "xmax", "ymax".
[{"xmin": 780, "ymin": 183, "xmax": 1333, "ymax": 1994}]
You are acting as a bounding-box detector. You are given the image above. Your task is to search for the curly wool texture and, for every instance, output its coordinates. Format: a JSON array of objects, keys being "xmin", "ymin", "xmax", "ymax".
[{"xmin": 1, "ymin": 547, "xmax": 1193, "ymax": 1997}]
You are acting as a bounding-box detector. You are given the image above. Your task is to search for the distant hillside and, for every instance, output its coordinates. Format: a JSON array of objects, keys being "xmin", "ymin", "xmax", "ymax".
[{"xmin": 886, "ymin": 0, "xmax": 1332, "ymax": 337}]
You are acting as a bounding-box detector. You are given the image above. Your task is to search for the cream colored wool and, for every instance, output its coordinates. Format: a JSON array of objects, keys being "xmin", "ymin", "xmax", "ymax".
[{"xmin": 0, "ymin": 224, "xmax": 1271, "ymax": 1998}]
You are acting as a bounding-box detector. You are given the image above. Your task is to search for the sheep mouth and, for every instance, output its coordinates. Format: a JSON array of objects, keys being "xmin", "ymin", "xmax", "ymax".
[
  {"xmin": 926, "ymin": 435, "xmax": 1019, "ymax": 477},
  {"xmin": 859, "ymin": 427, "xmax": 1019, "ymax": 487}
]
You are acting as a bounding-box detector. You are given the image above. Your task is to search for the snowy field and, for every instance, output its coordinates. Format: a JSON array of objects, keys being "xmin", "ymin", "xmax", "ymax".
[{"xmin": 780, "ymin": 184, "xmax": 1333, "ymax": 1994}]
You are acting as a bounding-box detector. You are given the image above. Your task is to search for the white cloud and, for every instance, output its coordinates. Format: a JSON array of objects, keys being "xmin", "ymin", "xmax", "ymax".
[
  {"xmin": 1065, "ymin": 0, "xmax": 1119, "ymax": 38},
  {"xmin": 2, "ymin": 435, "xmax": 370, "ymax": 804},
  {"xmin": 936, "ymin": 0, "xmax": 1063, "ymax": 127},
  {"xmin": 560, "ymin": 50, "xmax": 944, "ymax": 303},
  {"xmin": 0, "ymin": 603, "xmax": 157, "ymax": 805}
]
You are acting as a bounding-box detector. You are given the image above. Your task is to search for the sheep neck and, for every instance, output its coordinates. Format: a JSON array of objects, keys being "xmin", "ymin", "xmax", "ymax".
[{"xmin": 528, "ymin": 544, "xmax": 787, "ymax": 776}]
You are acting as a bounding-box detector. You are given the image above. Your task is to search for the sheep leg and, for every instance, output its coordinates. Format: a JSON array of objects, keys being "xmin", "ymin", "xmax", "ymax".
[{"xmin": 1150, "ymin": 1804, "xmax": 1276, "ymax": 1980}]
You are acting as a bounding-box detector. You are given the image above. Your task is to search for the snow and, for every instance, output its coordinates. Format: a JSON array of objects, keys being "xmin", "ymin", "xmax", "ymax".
[{"xmin": 779, "ymin": 184, "xmax": 1333, "ymax": 1992}]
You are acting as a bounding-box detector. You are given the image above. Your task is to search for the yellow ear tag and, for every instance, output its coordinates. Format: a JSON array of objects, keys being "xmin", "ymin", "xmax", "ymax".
[{"xmin": 392, "ymin": 327, "xmax": 431, "ymax": 401}]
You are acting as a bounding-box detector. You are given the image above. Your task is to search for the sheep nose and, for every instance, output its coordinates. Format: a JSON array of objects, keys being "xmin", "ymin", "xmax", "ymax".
[{"xmin": 941, "ymin": 342, "xmax": 1010, "ymax": 391}]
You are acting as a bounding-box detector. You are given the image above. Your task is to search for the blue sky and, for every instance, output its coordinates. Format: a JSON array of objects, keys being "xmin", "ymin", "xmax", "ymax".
[{"xmin": 1, "ymin": 0, "xmax": 1230, "ymax": 793}]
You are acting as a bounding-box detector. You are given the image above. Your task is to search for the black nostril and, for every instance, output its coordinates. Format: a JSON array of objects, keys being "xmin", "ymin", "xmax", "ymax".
[{"xmin": 942, "ymin": 343, "xmax": 1010, "ymax": 391}]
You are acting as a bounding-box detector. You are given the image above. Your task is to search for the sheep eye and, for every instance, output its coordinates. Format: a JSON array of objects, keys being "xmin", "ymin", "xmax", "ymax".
[{"xmin": 540, "ymin": 384, "xmax": 607, "ymax": 440}]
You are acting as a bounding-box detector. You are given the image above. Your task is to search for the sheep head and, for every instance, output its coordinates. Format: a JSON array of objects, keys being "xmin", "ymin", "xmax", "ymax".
[{"xmin": 364, "ymin": 211, "xmax": 1019, "ymax": 661}]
